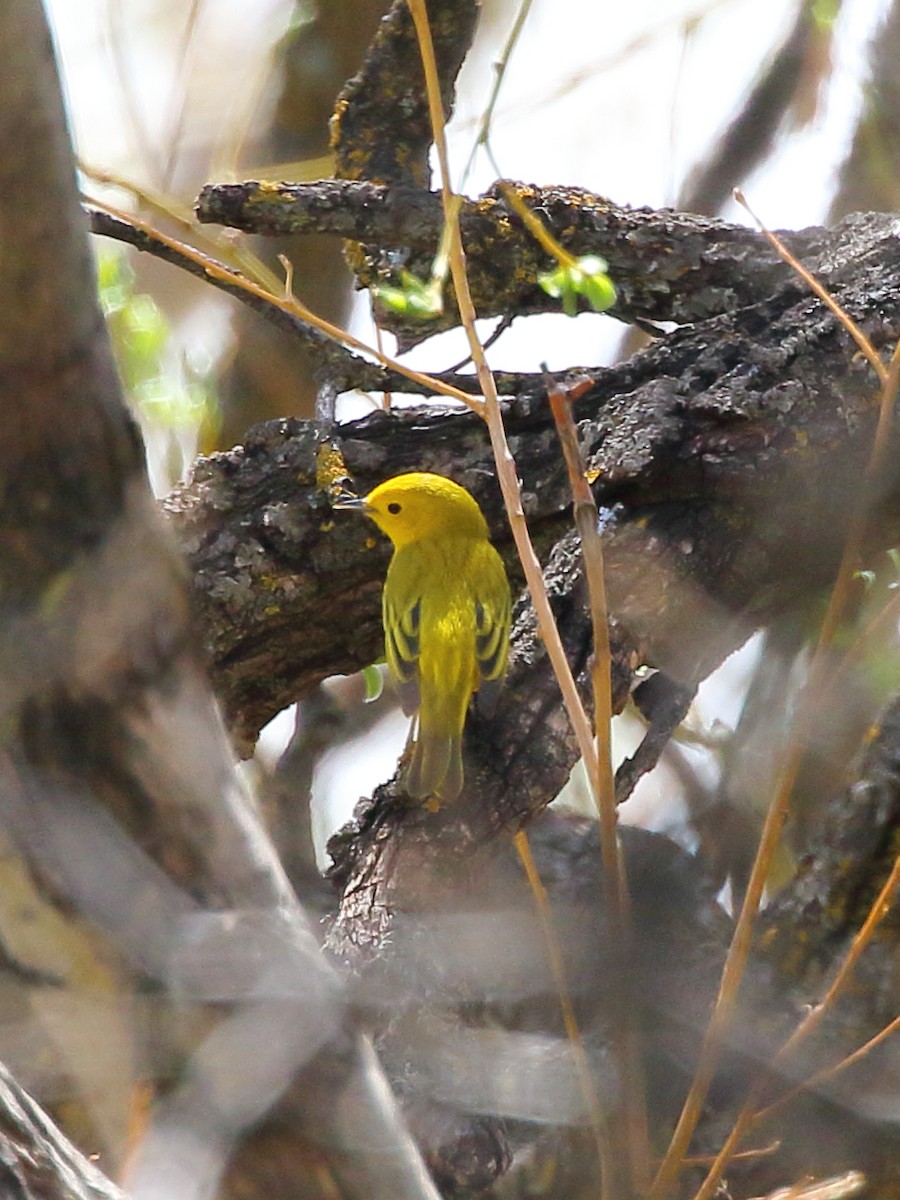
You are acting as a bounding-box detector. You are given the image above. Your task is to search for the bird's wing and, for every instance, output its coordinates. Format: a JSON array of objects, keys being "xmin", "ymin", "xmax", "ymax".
[
  {"xmin": 384, "ymin": 590, "xmax": 421, "ymax": 717},
  {"xmin": 474, "ymin": 547, "xmax": 511, "ymax": 716}
]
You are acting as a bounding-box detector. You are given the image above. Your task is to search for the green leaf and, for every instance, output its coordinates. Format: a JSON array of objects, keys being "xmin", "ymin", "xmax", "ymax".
[
  {"xmin": 362, "ymin": 663, "xmax": 385, "ymax": 702},
  {"xmin": 582, "ymin": 271, "xmax": 617, "ymax": 312},
  {"xmin": 538, "ymin": 254, "xmax": 617, "ymax": 317},
  {"xmin": 373, "ymin": 270, "xmax": 443, "ymax": 319}
]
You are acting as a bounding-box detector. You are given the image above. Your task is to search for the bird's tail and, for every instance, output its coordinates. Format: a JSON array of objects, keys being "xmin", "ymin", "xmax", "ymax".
[{"xmin": 405, "ymin": 730, "xmax": 464, "ymax": 800}]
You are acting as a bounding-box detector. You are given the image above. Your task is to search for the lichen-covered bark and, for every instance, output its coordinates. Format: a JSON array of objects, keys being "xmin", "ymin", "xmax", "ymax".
[
  {"xmin": 197, "ymin": 177, "xmax": 845, "ymax": 346},
  {"xmin": 331, "ymin": 0, "xmax": 479, "ymax": 187}
]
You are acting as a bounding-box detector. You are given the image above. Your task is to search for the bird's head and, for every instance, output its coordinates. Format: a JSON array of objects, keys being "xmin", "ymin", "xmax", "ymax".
[{"xmin": 334, "ymin": 472, "xmax": 490, "ymax": 549}]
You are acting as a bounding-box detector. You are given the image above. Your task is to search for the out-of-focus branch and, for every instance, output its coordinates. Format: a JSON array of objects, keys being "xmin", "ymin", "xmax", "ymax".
[
  {"xmin": 830, "ymin": 0, "xmax": 900, "ymax": 218},
  {"xmin": 0, "ymin": 4, "xmax": 442, "ymax": 1199},
  {"xmin": 678, "ymin": 0, "xmax": 832, "ymax": 215}
]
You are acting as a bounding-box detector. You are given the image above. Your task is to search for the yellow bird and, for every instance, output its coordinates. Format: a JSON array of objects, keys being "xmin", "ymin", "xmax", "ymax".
[{"xmin": 335, "ymin": 472, "xmax": 511, "ymax": 800}]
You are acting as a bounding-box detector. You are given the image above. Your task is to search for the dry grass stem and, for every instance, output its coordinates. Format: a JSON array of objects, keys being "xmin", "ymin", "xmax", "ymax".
[
  {"xmin": 654, "ymin": 202, "xmax": 900, "ymax": 1200},
  {"xmin": 88, "ymin": 196, "xmax": 482, "ymax": 410},
  {"xmin": 405, "ymin": 3, "xmax": 626, "ymax": 1193},
  {"xmin": 514, "ymin": 831, "xmax": 617, "ymax": 1197},
  {"xmin": 547, "ymin": 375, "xmax": 651, "ymax": 1190},
  {"xmin": 734, "ymin": 189, "xmax": 887, "ymax": 384},
  {"xmin": 755, "ymin": 1014, "xmax": 900, "ymax": 1126}
]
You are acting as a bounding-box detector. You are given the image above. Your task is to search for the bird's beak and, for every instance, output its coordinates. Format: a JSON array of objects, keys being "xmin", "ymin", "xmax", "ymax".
[{"xmin": 332, "ymin": 490, "xmax": 371, "ymax": 512}]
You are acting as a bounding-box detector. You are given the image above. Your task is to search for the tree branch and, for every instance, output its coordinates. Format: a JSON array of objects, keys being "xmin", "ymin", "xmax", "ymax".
[{"xmin": 196, "ymin": 177, "xmax": 845, "ymax": 346}]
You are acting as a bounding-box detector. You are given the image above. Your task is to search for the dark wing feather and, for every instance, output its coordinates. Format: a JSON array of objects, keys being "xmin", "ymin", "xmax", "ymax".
[
  {"xmin": 384, "ymin": 594, "xmax": 421, "ymax": 716},
  {"xmin": 473, "ymin": 551, "xmax": 511, "ymax": 717}
]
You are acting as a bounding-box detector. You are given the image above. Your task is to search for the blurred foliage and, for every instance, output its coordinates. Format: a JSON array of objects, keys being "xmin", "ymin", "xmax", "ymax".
[
  {"xmin": 98, "ymin": 249, "xmax": 218, "ymax": 490},
  {"xmin": 375, "ymin": 270, "xmax": 446, "ymax": 319}
]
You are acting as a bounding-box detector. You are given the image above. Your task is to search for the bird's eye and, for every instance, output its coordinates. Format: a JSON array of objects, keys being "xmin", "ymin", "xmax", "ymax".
[{"xmin": 387, "ymin": 502, "xmax": 402, "ymax": 514}]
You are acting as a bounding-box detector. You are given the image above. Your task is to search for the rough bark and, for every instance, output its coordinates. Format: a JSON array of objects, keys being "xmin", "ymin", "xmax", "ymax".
[
  {"xmin": 195, "ymin": 176, "xmax": 842, "ymax": 347},
  {"xmin": 0, "ymin": 1061, "xmax": 125, "ymax": 1200}
]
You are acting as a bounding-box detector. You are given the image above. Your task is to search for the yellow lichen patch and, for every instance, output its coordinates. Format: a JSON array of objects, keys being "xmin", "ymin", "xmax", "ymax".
[
  {"xmin": 315, "ymin": 441, "xmax": 350, "ymax": 495},
  {"xmin": 862, "ymin": 721, "xmax": 883, "ymax": 748},
  {"xmin": 247, "ymin": 181, "xmax": 286, "ymax": 201}
]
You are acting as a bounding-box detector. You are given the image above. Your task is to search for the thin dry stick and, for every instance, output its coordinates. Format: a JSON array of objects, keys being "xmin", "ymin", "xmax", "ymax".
[
  {"xmin": 89, "ymin": 196, "xmax": 483, "ymax": 411},
  {"xmin": 460, "ymin": 0, "xmax": 535, "ymax": 186},
  {"xmin": 650, "ymin": 203, "xmax": 900, "ymax": 1200},
  {"xmin": 546, "ymin": 378, "xmax": 617, "ymax": 887},
  {"xmin": 755, "ymin": 1013, "xmax": 900, "ymax": 1126},
  {"xmin": 772, "ymin": 851, "xmax": 900, "ymax": 1062},
  {"xmin": 734, "ymin": 198, "xmax": 899, "ymax": 659},
  {"xmin": 548, "ymin": 376, "xmax": 652, "ymax": 1191},
  {"xmin": 405, "ymin": 4, "xmax": 619, "ymax": 1194},
  {"xmin": 682, "ymin": 1140, "xmax": 781, "ymax": 1167},
  {"xmin": 403, "ymin": 0, "xmax": 602, "ymax": 792},
  {"xmin": 733, "ymin": 190, "xmax": 887, "ymax": 385},
  {"xmin": 514, "ymin": 831, "xmax": 617, "ymax": 1195},
  {"xmin": 690, "ymin": 851, "xmax": 900, "ymax": 1200},
  {"xmin": 81, "ymin": 162, "xmax": 287, "ymax": 297},
  {"xmin": 676, "ymin": 243, "xmax": 900, "ymax": 1200},
  {"xmin": 648, "ymin": 750, "xmax": 794, "ymax": 1200}
]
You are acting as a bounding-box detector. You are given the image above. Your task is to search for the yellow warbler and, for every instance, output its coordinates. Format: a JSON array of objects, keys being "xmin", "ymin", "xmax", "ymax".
[{"xmin": 335, "ymin": 472, "xmax": 510, "ymax": 799}]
